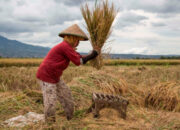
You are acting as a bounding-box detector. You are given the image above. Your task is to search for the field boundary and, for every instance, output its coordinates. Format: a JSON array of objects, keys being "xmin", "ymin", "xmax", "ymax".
[{"xmin": 0, "ymin": 58, "xmax": 180, "ymax": 67}]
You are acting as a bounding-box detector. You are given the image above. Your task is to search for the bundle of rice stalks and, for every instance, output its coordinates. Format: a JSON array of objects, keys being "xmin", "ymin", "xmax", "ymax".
[
  {"xmin": 126, "ymin": 84, "xmax": 146, "ymax": 106},
  {"xmin": 145, "ymin": 82, "xmax": 180, "ymax": 112},
  {"xmin": 81, "ymin": 0, "xmax": 117, "ymax": 69},
  {"xmin": 89, "ymin": 71, "xmax": 127, "ymax": 95}
]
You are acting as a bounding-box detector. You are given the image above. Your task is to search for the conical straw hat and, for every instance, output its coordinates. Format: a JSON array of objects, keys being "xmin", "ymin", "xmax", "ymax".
[{"xmin": 59, "ymin": 24, "xmax": 88, "ymax": 41}]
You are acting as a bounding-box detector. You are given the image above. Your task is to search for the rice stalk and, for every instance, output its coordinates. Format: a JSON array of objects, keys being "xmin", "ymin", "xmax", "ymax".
[
  {"xmin": 89, "ymin": 71, "xmax": 128, "ymax": 95},
  {"xmin": 145, "ymin": 82, "xmax": 180, "ymax": 112},
  {"xmin": 81, "ymin": 0, "xmax": 117, "ymax": 69}
]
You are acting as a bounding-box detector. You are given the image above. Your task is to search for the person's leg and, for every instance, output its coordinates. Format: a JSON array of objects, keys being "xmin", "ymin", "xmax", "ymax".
[
  {"xmin": 39, "ymin": 80, "xmax": 57, "ymax": 123},
  {"xmin": 56, "ymin": 80, "xmax": 74, "ymax": 120}
]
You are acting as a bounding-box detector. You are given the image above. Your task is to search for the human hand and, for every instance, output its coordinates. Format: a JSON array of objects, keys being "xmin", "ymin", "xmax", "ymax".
[
  {"xmin": 93, "ymin": 46, "xmax": 99, "ymax": 52},
  {"xmin": 82, "ymin": 50, "xmax": 98, "ymax": 64}
]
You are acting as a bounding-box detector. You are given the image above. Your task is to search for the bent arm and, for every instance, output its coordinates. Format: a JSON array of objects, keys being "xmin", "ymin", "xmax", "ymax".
[{"xmin": 82, "ymin": 50, "xmax": 98, "ymax": 64}]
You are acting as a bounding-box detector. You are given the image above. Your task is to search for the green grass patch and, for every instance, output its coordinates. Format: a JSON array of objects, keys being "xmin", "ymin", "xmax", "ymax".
[{"xmin": 74, "ymin": 109, "xmax": 87, "ymax": 118}]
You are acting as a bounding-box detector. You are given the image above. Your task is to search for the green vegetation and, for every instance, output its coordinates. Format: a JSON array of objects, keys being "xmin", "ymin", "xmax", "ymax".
[
  {"xmin": 160, "ymin": 56, "xmax": 180, "ymax": 59},
  {"xmin": 0, "ymin": 58, "xmax": 180, "ymax": 68},
  {"xmin": 104, "ymin": 59, "xmax": 180, "ymax": 66}
]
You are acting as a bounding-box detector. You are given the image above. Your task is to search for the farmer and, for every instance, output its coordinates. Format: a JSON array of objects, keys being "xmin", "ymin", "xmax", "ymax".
[{"xmin": 36, "ymin": 24, "xmax": 98, "ymax": 123}]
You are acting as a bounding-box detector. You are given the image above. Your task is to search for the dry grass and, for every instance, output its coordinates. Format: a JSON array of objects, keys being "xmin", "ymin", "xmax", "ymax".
[
  {"xmin": 145, "ymin": 82, "xmax": 180, "ymax": 112},
  {"xmin": 0, "ymin": 58, "xmax": 42, "ymax": 67},
  {"xmin": 0, "ymin": 67, "xmax": 39, "ymax": 92},
  {"xmin": 0, "ymin": 65, "xmax": 180, "ymax": 129},
  {"xmin": 88, "ymin": 71, "xmax": 128, "ymax": 95},
  {"xmin": 81, "ymin": 0, "xmax": 117, "ymax": 69}
]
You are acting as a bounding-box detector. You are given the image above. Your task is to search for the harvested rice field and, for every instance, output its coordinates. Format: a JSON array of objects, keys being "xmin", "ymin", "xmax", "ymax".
[{"xmin": 0, "ymin": 64, "xmax": 180, "ymax": 129}]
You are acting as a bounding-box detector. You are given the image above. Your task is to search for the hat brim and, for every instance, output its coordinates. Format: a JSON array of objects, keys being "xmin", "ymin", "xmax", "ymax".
[{"xmin": 59, "ymin": 33, "xmax": 88, "ymax": 41}]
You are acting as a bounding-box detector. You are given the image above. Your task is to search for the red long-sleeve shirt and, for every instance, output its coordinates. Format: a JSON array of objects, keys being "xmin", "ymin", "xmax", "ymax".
[{"xmin": 36, "ymin": 41, "xmax": 82, "ymax": 83}]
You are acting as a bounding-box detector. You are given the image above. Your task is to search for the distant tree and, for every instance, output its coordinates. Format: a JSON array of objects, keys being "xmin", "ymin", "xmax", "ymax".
[
  {"xmin": 160, "ymin": 56, "xmax": 165, "ymax": 59},
  {"xmin": 160, "ymin": 56, "xmax": 180, "ymax": 59}
]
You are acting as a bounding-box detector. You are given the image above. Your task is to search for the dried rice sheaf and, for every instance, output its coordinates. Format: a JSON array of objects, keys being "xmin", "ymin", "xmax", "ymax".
[
  {"xmin": 89, "ymin": 72, "xmax": 128, "ymax": 96},
  {"xmin": 145, "ymin": 82, "xmax": 180, "ymax": 112},
  {"xmin": 81, "ymin": 0, "xmax": 117, "ymax": 69}
]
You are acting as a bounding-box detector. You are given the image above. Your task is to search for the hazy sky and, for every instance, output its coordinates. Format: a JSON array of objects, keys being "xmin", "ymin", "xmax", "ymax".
[{"xmin": 0, "ymin": 0, "xmax": 180, "ymax": 55}]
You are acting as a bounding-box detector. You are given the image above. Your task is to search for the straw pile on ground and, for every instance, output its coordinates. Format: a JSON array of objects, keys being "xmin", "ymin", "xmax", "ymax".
[
  {"xmin": 89, "ymin": 72, "xmax": 128, "ymax": 95},
  {"xmin": 145, "ymin": 82, "xmax": 180, "ymax": 112},
  {"xmin": 81, "ymin": 0, "xmax": 117, "ymax": 69}
]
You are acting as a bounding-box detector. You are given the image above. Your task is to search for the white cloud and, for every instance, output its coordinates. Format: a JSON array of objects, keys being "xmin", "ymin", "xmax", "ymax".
[
  {"xmin": 118, "ymin": 0, "xmax": 180, "ymax": 14},
  {"xmin": 122, "ymin": 47, "xmax": 155, "ymax": 54},
  {"xmin": 114, "ymin": 10, "xmax": 148, "ymax": 28},
  {"xmin": 0, "ymin": 0, "xmax": 180, "ymax": 55}
]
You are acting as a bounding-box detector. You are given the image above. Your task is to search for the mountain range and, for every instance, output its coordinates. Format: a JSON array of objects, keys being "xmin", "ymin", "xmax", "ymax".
[
  {"xmin": 0, "ymin": 35, "xmax": 179, "ymax": 59},
  {"xmin": 0, "ymin": 35, "xmax": 50, "ymax": 57}
]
